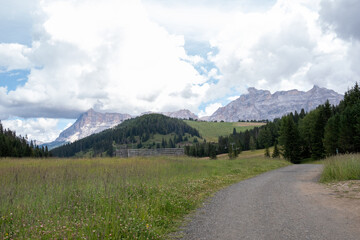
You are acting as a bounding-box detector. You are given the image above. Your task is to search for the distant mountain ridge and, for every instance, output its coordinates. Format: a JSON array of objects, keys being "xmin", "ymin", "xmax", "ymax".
[
  {"xmin": 142, "ymin": 109, "xmax": 199, "ymax": 120},
  {"xmin": 45, "ymin": 109, "xmax": 199, "ymax": 149},
  {"xmin": 208, "ymin": 86, "xmax": 343, "ymax": 122},
  {"xmin": 44, "ymin": 85, "xmax": 343, "ymax": 148}
]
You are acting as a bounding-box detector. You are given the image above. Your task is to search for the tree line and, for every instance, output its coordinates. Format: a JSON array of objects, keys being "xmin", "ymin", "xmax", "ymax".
[
  {"xmin": 0, "ymin": 121, "xmax": 50, "ymax": 157},
  {"xmin": 280, "ymin": 82, "xmax": 360, "ymax": 163}
]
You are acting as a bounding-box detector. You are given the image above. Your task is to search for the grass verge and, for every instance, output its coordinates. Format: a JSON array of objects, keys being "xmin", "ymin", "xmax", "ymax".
[
  {"xmin": 0, "ymin": 154, "xmax": 289, "ymax": 239},
  {"xmin": 320, "ymin": 154, "xmax": 360, "ymax": 183}
]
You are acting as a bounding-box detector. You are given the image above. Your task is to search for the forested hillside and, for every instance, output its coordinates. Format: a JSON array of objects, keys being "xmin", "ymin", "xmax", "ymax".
[
  {"xmin": 0, "ymin": 121, "xmax": 49, "ymax": 157},
  {"xmin": 51, "ymin": 114, "xmax": 201, "ymax": 157}
]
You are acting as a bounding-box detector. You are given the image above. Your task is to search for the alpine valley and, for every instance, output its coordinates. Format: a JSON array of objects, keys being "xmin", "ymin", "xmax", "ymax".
[{"xmin": 44, "ymin": 85, "xmax": 343, "ymax": 149}]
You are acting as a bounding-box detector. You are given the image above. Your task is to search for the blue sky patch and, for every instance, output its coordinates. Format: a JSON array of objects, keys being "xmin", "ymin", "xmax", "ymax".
[
  {"xmin": 184, "ymin": 39, "xmax": 219, "ymax": 58},
  {"xmin": 57, "ymin": 119, "xmax": 76, "ymax": 131},
  {"xmin": 0, "ymin": 69, "xmax": 30, "ymax": 91}
]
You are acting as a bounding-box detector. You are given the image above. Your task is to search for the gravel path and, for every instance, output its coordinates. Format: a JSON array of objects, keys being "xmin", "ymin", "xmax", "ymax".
[{"xmin": 179, "ymin": 164, "xmax": 360, "ymax": 240}]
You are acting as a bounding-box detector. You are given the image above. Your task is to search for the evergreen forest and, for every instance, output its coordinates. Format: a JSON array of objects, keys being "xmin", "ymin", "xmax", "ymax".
[{"xmin": 0, "ymin": 121, "xmax": 50, "ymax": 157}]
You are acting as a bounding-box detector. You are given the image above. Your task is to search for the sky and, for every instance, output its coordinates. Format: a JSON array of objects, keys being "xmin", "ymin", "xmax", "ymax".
[{"xmin": 0, "ymin": 0, "xmax": 360, "ymax": 142}]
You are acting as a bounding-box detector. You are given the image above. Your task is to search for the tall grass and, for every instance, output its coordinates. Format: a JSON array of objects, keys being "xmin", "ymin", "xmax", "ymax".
[
  {"xmin": 320, "ymin": 154, "xmax": 360, "ymax": 182},
  {"xmin": 0, "ymin": 155, "xmax": 289, "ymax": 239}
]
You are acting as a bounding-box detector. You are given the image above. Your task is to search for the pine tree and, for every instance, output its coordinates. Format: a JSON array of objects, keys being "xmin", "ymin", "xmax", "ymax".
[
  {"xmin": 323, "ymin": 114, "xmax": 339, "ymax": 156},
  {"xmin": 299, "ymin": 108, "xmax": 306, "ymax": 119},
  {"xmin": 209, "ymin": 144, "xmax": 217, "ymax": 159},
  {"xmin": 272, "ymin": 143, "xmax": 280, "ymax": 158},
  {"xmin": 227, "ymin": 142, "xmax": 239, "ymax": 159},
  {"xmin": 264, "ymin": 147, "xmax": 270, "ymax": 158},
  {"xmin": 258, "ymin": 128, "xmax": 272, "ymax": 148},
  {"xmin": 249, "ymin": 136, "xmax": 256, "ymax": 151},
  {"xmin": 279, "ymin": 115, "xmax": 301, "ymax": 163},
  {"xmin": 311, "ymin": 110, "xmax": 326, "ymax": 159}
]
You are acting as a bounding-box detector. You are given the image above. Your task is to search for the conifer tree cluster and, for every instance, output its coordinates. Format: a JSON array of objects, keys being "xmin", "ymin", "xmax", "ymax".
[
  {"xmin": 184, "ymin": 141, "xmax": 218, "ymax": 159},
  {"xmin": 279, "ymin": 83, "xmax": 360, "ymax": 163},
  {"xmin": 0, "ymin": 121, "xmax": 49, "ymax": 157}
]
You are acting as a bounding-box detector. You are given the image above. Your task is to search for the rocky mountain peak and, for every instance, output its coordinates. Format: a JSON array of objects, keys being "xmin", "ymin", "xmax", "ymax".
[
  {"xmin": 163, "ymin": 109, "xmax": 199, "ymax": 120},
  {"xmin": 209, "ymin": 86, "xmax": 343, "ymax": 122},
  {"xmin": 247, "ymin": 87, "xmax": 258, "ymax": 94},
  {"xmin": 54, "ymin": 109, "xmax": 132, "ymax": 144},
  {"xmin": 312, "ymin": 85, "xmax": 320, "ymax": 89},
  {"xmin": 142, "ymin": 109, "xmax": 199, "ymax": 120}
]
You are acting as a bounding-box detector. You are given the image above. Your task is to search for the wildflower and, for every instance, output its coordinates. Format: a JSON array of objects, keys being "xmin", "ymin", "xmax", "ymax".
[{"xmin": 146, "ymin": 224, "xmax": 150, "ymax": 229}]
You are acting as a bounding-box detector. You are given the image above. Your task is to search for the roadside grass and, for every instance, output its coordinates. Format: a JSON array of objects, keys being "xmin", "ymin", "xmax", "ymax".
[
  {"xmin": 0, "ymin": 154, "xmax": 289, "ymax": 239},
  {"xmin": 320, "ymin": 154, "xmax": 360, "ymax": 183},
  {"xmin": 184, "ymin": 120, "xmax": 261, "ymax": 142}
]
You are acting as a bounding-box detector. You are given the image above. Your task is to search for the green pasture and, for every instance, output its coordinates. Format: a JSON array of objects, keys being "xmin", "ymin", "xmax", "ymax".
[{"xmin": 0, "ymin": 153, "xmax": 288, "ymax": 239}]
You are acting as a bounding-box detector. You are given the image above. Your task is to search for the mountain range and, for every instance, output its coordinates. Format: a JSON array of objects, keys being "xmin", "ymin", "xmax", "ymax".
[
  {"xmin": 45, "ymin": 85, "xmax": 343, "ymax": 149},
  {"xmin": 209, "ymin": 85, "xmax": 343, "ymax": 122}
]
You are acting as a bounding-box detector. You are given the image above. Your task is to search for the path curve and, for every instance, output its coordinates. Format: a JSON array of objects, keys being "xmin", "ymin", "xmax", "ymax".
[{"xmin": 179, "ymin": 164, "xmax": 360, "ymax": 240}]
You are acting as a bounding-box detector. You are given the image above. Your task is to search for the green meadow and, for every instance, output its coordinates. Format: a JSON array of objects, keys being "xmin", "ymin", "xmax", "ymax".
[
  {"xmin": 0, "ymin": 152, "xmax": 289, "ymax": 239},
  {"xmin": 184, "ymin": 120, "xmax": 265, "ymax": 142}
]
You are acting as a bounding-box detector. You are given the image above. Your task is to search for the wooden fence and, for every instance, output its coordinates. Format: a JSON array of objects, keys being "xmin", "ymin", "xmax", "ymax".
[{"xmin": 114, "ymin": 148, "xmax": 184, "ymax": 158}]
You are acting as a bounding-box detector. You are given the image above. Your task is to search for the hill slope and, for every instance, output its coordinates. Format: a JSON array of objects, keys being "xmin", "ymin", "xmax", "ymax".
[
  {"xmin": 51, "ymin": 114, "xmax": 200, "ymax": 157},
  {"xmin": 184, "ymin": 120, "xmax": 265, "ymax": 142}
]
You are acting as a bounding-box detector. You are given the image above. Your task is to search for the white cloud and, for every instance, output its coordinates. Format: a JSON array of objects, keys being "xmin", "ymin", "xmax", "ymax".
[
  {"xmin": 227, "ymin": 96, "xmax": 239, "ymax": 101},
  {"xmin": 0, "ymin": 43, "xmax": 31, "ymax": 71},
  {"xmin": 319, "ymin": 0, "xmax": 360, "ymax": 41},
  {"xmin": 1, "ymin": 0, "xmax": 360, "ymax": 127},
  {"xmin": 2, "ymin": 118, "xmax": 62, "ymax": 143},
  {"xmin": 198, "ymin": 102, "xmax": 222, "ymax": 117},
  {"xmin": 145, "ymin": 0, "xmax": 359, "ymax": 98},
  {"xmin": 0, "ymin": 0, "xmax": 209, "ymax": 119}
]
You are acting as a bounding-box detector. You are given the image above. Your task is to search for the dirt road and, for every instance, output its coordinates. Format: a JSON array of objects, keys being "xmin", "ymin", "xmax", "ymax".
[{"xmin": 179, "ymin": 164, "xmax": 360, "ymax": 240}]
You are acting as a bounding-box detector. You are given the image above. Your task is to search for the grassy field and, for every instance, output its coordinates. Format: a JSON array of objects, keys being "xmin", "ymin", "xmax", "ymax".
[
  {"xmin": 0, "ymin": 152, "xmax": 289, "ymax": 239},
  {"xmin": 184, "ymin": 120, "xmax": 265, "ymax": 142},
  {"xmin": 320, "ymin": 154, "xmax": 360, "ymax": 182}
]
